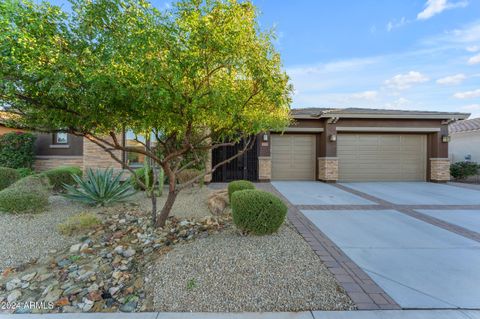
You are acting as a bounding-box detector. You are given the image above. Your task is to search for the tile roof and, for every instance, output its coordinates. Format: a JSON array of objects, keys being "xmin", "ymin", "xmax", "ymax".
[
  {"xmin": 449, "ymin": 118, "xmax": 480, "ymax": 133},
  {"xmin": 290, "ymin": 107, "xmax": 469, "ymax": 118}
]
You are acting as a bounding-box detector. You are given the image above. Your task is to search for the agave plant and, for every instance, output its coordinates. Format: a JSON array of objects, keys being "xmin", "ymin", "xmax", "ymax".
[{"xmin": 63, "ymin": 168, "xmax": 137, "ymax": 206}]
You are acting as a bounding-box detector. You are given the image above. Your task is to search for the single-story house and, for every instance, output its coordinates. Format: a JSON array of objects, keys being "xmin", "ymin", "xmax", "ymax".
[
  {"xmin": 1, "ymin": 108, "xmax": 470, "ymax": 183},
  {"xmin": 211, "ymin": 108, "xmax": 469, "ymax": 183},
  {"xmin": 449, "ymin": 118, "xmax": 480, "ymax": 164}
]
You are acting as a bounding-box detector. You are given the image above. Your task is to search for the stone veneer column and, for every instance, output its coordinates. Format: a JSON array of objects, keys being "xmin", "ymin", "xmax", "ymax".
[
  {"xmin": 317, "ymin": 157, "xmax": 338, "ymax": 182},
  {"xmin": 83, "ymin": 135, "xmax": 124, "ymax": 172},
  {"xmin": 258, "ymin": 156, "xmax": 271, "ymax": 181},
  {"xmin": 429, "ymin": 158, "xmax": 450, "ymax": 182},
  {"xmin": 204, "ymin": 148, "xmax": 212, "ymax": 183}
]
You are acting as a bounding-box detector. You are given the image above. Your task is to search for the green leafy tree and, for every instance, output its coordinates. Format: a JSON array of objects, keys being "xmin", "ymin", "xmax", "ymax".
[{"xmin": 0, "ymin": 0, "xmax": 292, "ymax": 226}]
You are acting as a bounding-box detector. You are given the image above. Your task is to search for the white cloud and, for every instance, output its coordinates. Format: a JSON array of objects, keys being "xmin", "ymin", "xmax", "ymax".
[
  {"xmin": 468, "ymin": 53, "xmax": 480, "ymax": 65},
  {"xmin": 461, "ymin": 104, "xmax": 480, "ymax": 111},
  {"xmin": 352, "ymin": 91, "xmax": 379, "ymax": 100},
  {"xmin": 436, "ymin": 73, "xmax": 466, "ymax": 85},
  {"xmin": 466, "ymin": 45, "xmax": 480, "ymax": 52},
  {"xmin": 387, "ymin": 17, "xmax": 408, "ymax": 32},
  {"xmin": 454, "ymin": 89, "xmax": 480, "ymax": 99},
  {"xmin": 417, "ymin": 0, "xmax": 468, "ymax": 20},
  {"xmin": 384, "ymin": 97, "xmax": 411, "ymax": 110},
  {"xmin": 385, "ymin": 71, "xmax": 430, "ymax": 90}
]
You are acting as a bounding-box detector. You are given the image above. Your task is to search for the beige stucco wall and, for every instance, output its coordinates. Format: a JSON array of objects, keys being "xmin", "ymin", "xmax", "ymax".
[{"xmin": 450, "ymin": 131, "xmax": 480, "ymax": 163}]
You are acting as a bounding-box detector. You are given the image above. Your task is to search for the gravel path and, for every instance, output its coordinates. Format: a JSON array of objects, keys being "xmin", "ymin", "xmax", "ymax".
[
  {"xmin": 147, "ymin": 225, "xmax": 355, "ymax": 312},
  {"xmin": 0, "ymin": 196, "xmax": 85, "ymax": 272}
]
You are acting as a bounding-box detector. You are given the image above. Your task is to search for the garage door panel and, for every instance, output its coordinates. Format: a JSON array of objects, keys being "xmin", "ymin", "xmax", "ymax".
[
  {"xmin": 338, "ymin": 134, "xmax": 426, "ymax": 182},
  {"xmin": 271, "ymin": 134, "xmax": 315, "ymax": 180}
]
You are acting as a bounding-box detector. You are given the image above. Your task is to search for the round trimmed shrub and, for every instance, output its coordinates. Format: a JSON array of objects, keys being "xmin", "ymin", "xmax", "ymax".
[
  {"xmin": 0, "ymin": 175, "xmax": 50, "ymax": 213},
  {"xmin": 227, "ymin": 180, "xmax": 255, "ymax": 201},
  {"xmin": 41, "ymin": 166, "xmax": 82, "ymax": 191},
  {"xmin": 231, "ymin": 189, "xmax": 287, "ymax": 235},
  {"xmin": 0, "ymin": 167, "xmax": 20, "ymax": 191}
]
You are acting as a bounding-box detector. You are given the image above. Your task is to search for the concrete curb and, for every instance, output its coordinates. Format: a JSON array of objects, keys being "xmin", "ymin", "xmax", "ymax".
[{"xmin": 1, "ymin": 310, "xmax": 480, "ymax": 319}]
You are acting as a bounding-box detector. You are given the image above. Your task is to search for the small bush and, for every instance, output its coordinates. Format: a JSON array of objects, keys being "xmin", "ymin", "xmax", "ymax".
[
  {"xmin": 16, "ymin": 167, "xmax": 34, "ymax": 178},
  {"xmin": 57, "ymin": 212, "xmax": 101, "ymax": 235},
  {"xmin": 227, "ymin": 180, "xmax": 255, "ymax": 201},
  {"xmin": 13, "ymin": 174, "xmax": 51, "ymax": 189},
  {"xmin": 42, "ymin": 166, "xmax": 83, "ymax": 191},
  {"xmin": 0, "ymin": 167, "xmax": 20, "ymax": 191},
  {"xmin": 0, "ymin": 175, "xmax": 50, "ymax": 213},
  {"xmin": 177, "ymin": 168, "xmax": 203, "ymax": 185},
  {"xmin": 63, "ymin": 168, "xmax": 136, "ymax": 206},
  {"xmin": 0, "ymin": 132, "xmax": 36, "ymax": 169},
  {"xmin": 231, "ymin": 189, "xmax": 287, "ymax": 235},
  {"xmin": 450, "ymin": 161, "xmax": 479, "ymax": 180}
]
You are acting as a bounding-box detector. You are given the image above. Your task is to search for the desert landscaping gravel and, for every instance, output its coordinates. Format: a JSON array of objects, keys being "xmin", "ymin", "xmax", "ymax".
[
  {"xmin": 132, "ymin": 186, "xmax": 213, "ymax": 219},
  {"xmin": 0, "ymin": 196, "xmax": 84, "ymax": 272},
  {"xmin": 0, "ymin": 187, "xmax": 213, "ymax": 272},
  {"xmin": 148, "ymin": 224, "xmax": 355, "ymax": 312}
]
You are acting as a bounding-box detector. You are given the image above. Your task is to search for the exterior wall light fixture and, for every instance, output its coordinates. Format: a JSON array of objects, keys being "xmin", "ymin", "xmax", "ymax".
[
  {"xmin": 263, "ymin": 133, "xmax": 269, "ymax": 142},
  {"xmin": 329, "ymin": 134, "xmax": 337, "ymax": 142},
  {"xmin": 442, "ymin": 135, "xmax": 451, "ymax": 143}
]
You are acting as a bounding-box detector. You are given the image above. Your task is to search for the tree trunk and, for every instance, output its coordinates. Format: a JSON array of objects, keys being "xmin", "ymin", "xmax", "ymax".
[
  {"xmin": 156, "ymin": 168, "xmax": 177, "ymax": 227},
  {"xmin": 151, "ymin": 192, "xmax": 157, "ymax": 226},
  {"xmin": 149, "ymin": 160, "xmax": 159, "ymax": 226}
]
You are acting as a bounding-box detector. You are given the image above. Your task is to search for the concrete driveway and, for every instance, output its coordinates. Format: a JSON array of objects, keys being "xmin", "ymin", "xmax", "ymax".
[{"xmin": 272, "ymin": 182, "xmax": 480, "ymax": 309}]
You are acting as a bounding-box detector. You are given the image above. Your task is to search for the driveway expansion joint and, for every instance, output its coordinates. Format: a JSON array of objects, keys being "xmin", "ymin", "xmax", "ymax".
[
  {"xmin": 333, "ymin": 184, "xmax": 480, "ymax": 243},
  {"xmin": 260, "ymin": 183, "xmax": 401, "ymax": 310}
]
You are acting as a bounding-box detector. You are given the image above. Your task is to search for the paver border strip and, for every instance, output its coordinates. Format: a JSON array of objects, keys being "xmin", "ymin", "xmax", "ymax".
[{"xmin": 258, "ymin": 183, "xmax": 401, "ymax": 310}]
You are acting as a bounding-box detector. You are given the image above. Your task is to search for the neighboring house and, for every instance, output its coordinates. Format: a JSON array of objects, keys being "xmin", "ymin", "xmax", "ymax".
[
  {"xmin": 449, "ymin": 118, "xmax": 480, "ymax": 164},
  {"xmin": 1, "ymin": 108, "xmax": 470, "ymax": 182},
  {"xmin": 0, "ymin": 112, "xmax": 25, "ymax": 135},
  {"xmin": 210, "ymin": 107, "xmax": 468, "ymax": 183}
]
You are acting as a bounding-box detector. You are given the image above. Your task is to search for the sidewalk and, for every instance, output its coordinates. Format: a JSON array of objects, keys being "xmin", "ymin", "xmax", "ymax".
[{"xmin": 1, "ymin": 311, "xmax": 480, "ymax": 319}]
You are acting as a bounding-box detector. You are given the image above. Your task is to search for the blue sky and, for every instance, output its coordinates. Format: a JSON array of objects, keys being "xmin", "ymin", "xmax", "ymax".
[{"xmin": 45, "ymin": 0, "xmax": 480, "ymax": 117}]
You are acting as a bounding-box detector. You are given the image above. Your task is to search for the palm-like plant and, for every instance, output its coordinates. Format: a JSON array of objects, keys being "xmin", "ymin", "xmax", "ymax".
[{"xmin": 63, "ymin": 168, "xmax": 136, "ymax": 206}]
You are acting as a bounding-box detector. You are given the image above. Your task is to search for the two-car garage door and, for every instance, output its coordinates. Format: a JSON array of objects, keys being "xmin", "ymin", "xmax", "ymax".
[
  {"xmin": 271, "ymin": 133, "xmax": 427, "ymax": 181},
  {"xmin": 337, "ymin": 134, "xmax": 427, "ymax": 182}
]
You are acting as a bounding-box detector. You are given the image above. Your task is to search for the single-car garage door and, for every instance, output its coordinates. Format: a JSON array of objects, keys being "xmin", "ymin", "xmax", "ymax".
[
  {"xmin": 338, "ymin": 134, "xmax": 427, "ymax": 182},
  {"xmin": 271, "ymin": 134, "xmax": 316, "ymax": 180}
]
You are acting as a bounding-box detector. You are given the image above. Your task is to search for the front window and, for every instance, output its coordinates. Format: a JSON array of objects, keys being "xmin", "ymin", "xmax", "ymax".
[
  {"xmin": 55, "ymin": 133, "xmax": 68, "ymax": 144},
  {"xmin": 125, "ymin": 131, "xmax": 147, "ymax": 167}
]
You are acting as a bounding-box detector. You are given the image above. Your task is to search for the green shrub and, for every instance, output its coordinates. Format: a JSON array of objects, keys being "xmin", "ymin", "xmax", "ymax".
[
  {"xmin": 0, "ymin": 167, "xmax": 20, "ymax": 191},
  {"xmin": 450, "ymin": 161, "xmax": 479, "ymax": 180},
  {"xmin": 57, "ymin": 212, "xmax": 101, "ymax": 235},
  {"xmin": 0, "ymin": 175, "xmax": 50, "ymax": 213},
  {"xmin": 13, "ymin": 174, "xmax": 51, "ymax": 189},
  {"xmin": 231, "ymin": 189, "xmax": 287, "ymax": 235},
  {"xmin": 227, "ymin": 180, "xmax": 255, "ymax": 201},
  {"xmin": 63, "ymin": 168, "xmax": 136, "ymax": 206},
  {"xmin": 16, "ymin": 167, "xmax": 34, "ymax": 178},
  {"xmin": 130, "ymin": 167, "xmax": 164, "ymax": 188},
  {"xmin": 0, "ymin": 132, "xmax": 36, "ymax": 169},
  {"xmin": 177, "ymin": 168, "xmax": 203, "ymax": 185},
  {"xmin": 42, "ymin": 166, "xmax": 82, "ymax": 191}
]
